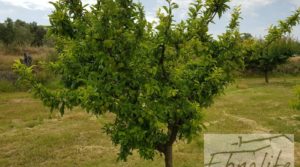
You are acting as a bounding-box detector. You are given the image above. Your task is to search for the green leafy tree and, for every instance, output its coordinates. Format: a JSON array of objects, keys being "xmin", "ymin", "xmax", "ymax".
[
  {"xmin": 241, "ymin": 33, "xmax": 253, "ymax": 40},
  {"xmin": 241, "ymin": 35, "xmax": 257, "ymax": 73},
  {"xmin": 245, "ymin": 37, "xmax": 299, "ymax": 77},
  {"xmin": 0, "ymin": 18, "xmax": 47, "ymax": 47},
  {"xmin": 13, "ymin": 0, "xmax": 243, "ymax": 167},
  {"xmin": 30, "ymin": 22, "xmax": 47, "ymax": 47},
  {"xmin": 245, "ymin": 8, "xmax": 300, "ymax": 83},
  {"xmin": 14, "ymin": 19, "xmax": 33, "ymax": 46},
  {"xmin": 0, "ymin": 23, "xmax": 5, "ymax": 41},
  {"xmin": 0, "ymin": 18, "xmax": 15, "ymax": 46}
]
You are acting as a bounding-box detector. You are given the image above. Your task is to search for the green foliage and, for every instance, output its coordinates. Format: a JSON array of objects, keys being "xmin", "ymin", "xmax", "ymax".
[
  {"xmin": 30, "ymin": 22, "xmax": 47, "ymax": 47},
  {"xmin": 14, "ymin": 0, "xmax": 243, "ymax": 166},
  {"xmin": 0, "ymin": 18, "xmax": 47, "ymax": 47},
  {"xmin": 0, "ymin": 18, "xmax": 15, "ymax": 46},
  {"xmin": 249, "ymin": 38, "xmax": 297, "ymax": 68},
  {"xmin": 13, "ymin": 20, "xmax": 31, "ymax": 45},
  {"xmin": 240, "ymin": 33, "xmax": 253, "ymax": 41},
  {"xmin": 243, "ymin": 8, "xmax": 300, "ymax": 83},
  {"xmin": 293, "ymin": 40, "xmax": 300, "ymax": 55},
  {"xmin": 293, "ymin": 86, "xmax": 300, "ymax": 110}
]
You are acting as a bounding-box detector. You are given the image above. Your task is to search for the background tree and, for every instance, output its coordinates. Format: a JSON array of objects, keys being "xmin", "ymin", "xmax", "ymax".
[
  {"xmin": 241, "ymin": 32, "xmax": 253, "ymax": 40},
  {"xmin": 14, "ymin": 19, "xmax": 33, "ymax": 46},
  {"xmin": 245, "ymin": 37, "xmax": 299, "ymax": 80},
  {"xmin": 244, "ymin": 9, "xmax": 300, "ymax": 83},
  {"xmin": 30, "ymin": 22, "xmax": 47, "ymax": 47},
  {"xmin": 0, "ymin": 23, "xmax": 5, "ymax": 42},
  {"xmin": 14, "ymin": 0, "xmax": 243, "ymax": 167},
  {"xmin": 0, "ymin": 18, "xmax": 15, "ymax": 46},
  {"xmin": 241, "ymin": 35, "xmax": 257, "ymax": 72},
  {"xmin": 0, "ymin": 18, "xmax": 47, "ymax": 47}
]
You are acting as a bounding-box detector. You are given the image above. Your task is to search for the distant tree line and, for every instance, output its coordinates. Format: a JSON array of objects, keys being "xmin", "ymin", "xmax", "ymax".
[{"xmin": 0, "ymin": 18, "xmax": 48, "ymax": 47}]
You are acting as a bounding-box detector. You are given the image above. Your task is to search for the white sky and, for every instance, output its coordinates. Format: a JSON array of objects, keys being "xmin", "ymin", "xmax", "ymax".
[{"xmin": 0, "ymin": 0, "xmax": 299, "ymax": 38}]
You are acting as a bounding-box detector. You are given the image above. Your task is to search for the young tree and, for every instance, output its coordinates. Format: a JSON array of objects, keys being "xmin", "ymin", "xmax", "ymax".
[
  {"xmin": 245, "ymin": 9, "xmax": 300, "ymax": 83},
  {"xmin": 245, "ymin": 37, "xmax": 299, "ymax": 80},
  {"xmin": 14, "ymin": 0, "xmax": 243, "ymax": 167}
]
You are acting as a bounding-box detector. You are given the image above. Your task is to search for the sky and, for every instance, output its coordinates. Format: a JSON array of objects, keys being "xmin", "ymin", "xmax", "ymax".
[{"xmin": 0, "ymin": 0, "xmax": 299, "ymax": 38}]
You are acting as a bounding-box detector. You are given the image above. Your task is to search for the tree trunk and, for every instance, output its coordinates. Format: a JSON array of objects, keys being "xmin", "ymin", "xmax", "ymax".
[
  {"xmin": 264, "ymin": 70, "xmax": 269, "ymax": 84},
  {"xmin": 162, "ymin": 122, "xmax": 179, "ymax": 167},
  {"xmin": 164, "ymin": 145, "xmax": 173, "ymax": 167}
]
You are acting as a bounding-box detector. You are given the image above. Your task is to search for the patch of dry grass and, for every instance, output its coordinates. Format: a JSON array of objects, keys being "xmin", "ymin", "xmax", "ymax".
[
  {"xmin": 290, "ymin": 56, "xmax": 300, "ymax": 62},
  {"xmin": 0, "ymin": 77, "xmax": 300, "ymax": 166},
  {"xmin": 0, "ymin": 46, "xmax": 55, "ymax": 71}
]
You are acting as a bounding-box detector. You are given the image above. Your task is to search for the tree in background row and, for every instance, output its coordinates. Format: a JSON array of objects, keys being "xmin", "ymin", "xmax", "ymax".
[
  {"xmin": 14, "ymin": 19, "xmax": 33, "ymax": 46},
  {"xmin": 12, "ymin": 0, "xmax": 300, "ymax": 167},
  {"xmin": 0, "ymin": 18, "xmax": 47, "ymax": 47},
  {"xmin": 244, "ymin": 37, "xmax": 300, "ymax": 81},
  {"xmin": 0, "ymin": 18, "xmax": 15, "ymax": 46},
  {"xmin": 242, "ymin": 9, "xmax": 300, "ymax": 83},
  {"xmin": 30, "ymin": 22, "xmax": 47, "ymax": 47}
]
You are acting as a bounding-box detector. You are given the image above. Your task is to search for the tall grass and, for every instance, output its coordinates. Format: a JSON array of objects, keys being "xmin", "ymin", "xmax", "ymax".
[
  {"xmin": 275, "ymin": 56, "xmax": 300, "ymax": 75},
  {"xmin": 0, "ymin": 44, "xmax": 58, "ymax": 92}
]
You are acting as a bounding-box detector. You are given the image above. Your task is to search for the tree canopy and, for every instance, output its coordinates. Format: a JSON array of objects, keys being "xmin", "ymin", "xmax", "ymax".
[
  {"xmin": 242, "ymin": 8, "xmax": 300, "ymax": 83},
  {"xmin": 14, "ymin": 0, "xmax": 245, "ymax": 167},
  {"xmin": 0, "ymin": 18, "xmax": 47, "ymax": 47},
  {"xmin": 0, "ymin": 18, "xmax": 15, "ymax": 46}
]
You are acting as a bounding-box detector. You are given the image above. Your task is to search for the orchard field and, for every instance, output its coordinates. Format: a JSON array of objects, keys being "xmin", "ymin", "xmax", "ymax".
[{"xmin": 1, "ymin": 77, "xmax": 300, "ymax": 167}]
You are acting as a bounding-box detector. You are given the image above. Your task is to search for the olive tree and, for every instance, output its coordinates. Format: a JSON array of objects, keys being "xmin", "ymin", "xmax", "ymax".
[{"xmin": 14, "ymin": 0, "xmax": 243, "ymax": 166}]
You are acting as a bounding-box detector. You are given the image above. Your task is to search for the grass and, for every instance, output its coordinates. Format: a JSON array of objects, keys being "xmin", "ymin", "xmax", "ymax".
[
  {"xmin": 0, "ymin": 46, "xmax": 58, "ymax": 92},
  {"xmin": 0, "ymin": 77, "xmax": 300, "ymax": 166},
  {"xmin": 0, "ymin": 46, "xmax": 55, "ymax": 71}
]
